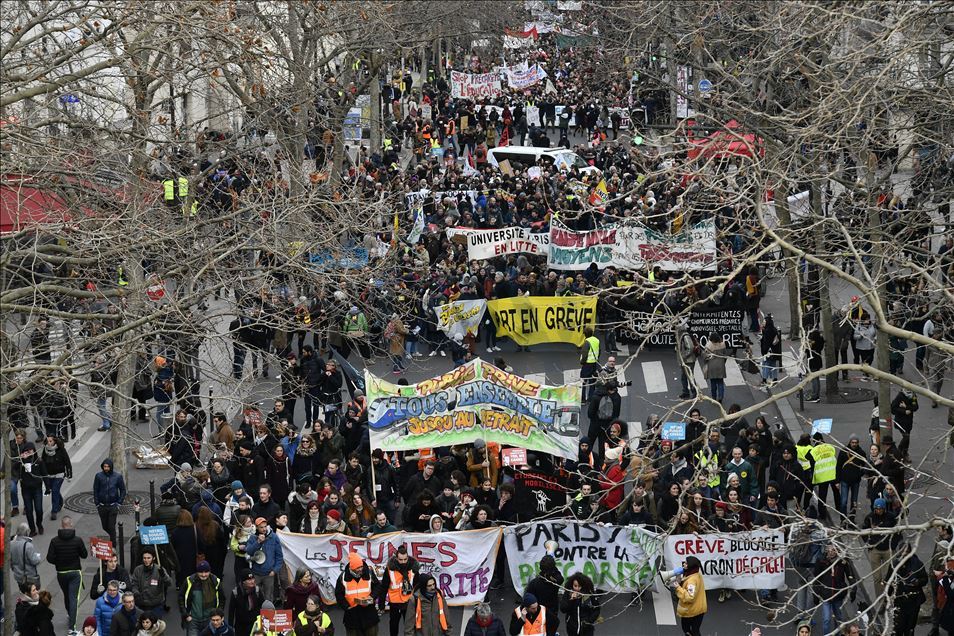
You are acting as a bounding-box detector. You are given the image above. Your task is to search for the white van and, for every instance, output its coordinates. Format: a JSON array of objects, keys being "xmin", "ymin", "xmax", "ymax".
[{"xmin": 487, "ymin": 146, "xmax": 601, "ymax": 178}]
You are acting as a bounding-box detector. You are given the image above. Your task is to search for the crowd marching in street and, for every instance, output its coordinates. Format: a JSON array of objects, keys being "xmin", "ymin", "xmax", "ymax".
[{"xmin": 4, "ymin": 18, "xmax": 954, "ymax": 636}]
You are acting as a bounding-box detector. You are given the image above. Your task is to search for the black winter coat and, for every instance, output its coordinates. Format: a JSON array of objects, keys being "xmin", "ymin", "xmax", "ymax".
[
  {"xmin": 46, "ymin": 528, "xmax": 88, "ymax": 572},
  {"xmin": 560, "ymin": 591, "xmax": 600, "ymax": 636},
  {"xmin": 463, "ymin": 615, "xmax": 507, "ymax": 636}
]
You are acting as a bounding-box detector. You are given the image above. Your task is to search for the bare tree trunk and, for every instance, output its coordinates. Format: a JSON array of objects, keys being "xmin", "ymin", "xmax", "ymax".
[
  {"xmin": 774, "ymin": 188, "xmax": 803, "ymax": 338},
  {"xmin": 370, "ymin": 51, "xmax": 382, "ymax": 151}
]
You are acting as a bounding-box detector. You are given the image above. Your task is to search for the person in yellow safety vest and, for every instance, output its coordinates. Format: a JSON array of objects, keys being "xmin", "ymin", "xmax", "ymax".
[
  {"xmin": 162, "ymin": 176, "xmax": 189, "ymax": 204},
  {"xmin": 405, "ymin": 573, "xmax": 451, "ymax": 636},
  {"xmin": 381, "ymin": 545, "xmax": 419, "ymax": 636},
  {"xmin": 296, "ymin": 594, "xmax": 333, "ymax": 636},
  {"xmin": 579, "ymin": 326, "xmax": 601, "ymax": 402},
  {"xmin": 383, "ymin": 137, "xmax": 394, "ymax": 152},
  {"xmin": 510, "ymin": 593, "xmax": 547, "ymax": 636},
  {"xmin": 117, "ymin": 265, "xmax": 128, "ymax": 286},
  {"xmin": 694, "ymin": 430, "xmax": 723, "ymax": 498},
  {"xmin": 334, "ymin": 551, "xmax": 380, "ymax": 636},
  {"xmin": 250, "ymin": 600, "xmax": 286, "ymax": 636},
  {"xmin": 807, "ymin": 432, "xmax": 838, "ymax": 521},
  {"xmin": 430, "ymin": 137, "xmax": 441, "ymax": 154}
]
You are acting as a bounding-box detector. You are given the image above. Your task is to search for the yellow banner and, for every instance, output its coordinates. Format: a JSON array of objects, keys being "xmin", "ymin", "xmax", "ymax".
[{"xmin": 487, "ymin": 295, "xmax": 597, "ymax": 346}]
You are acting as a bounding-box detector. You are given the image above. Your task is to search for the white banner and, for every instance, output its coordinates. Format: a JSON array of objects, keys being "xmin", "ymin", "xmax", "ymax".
[
  {"xmin": 451, "ymin": 71, "xmax": 503, "ymax": 99},
  {"xmin": 547, "ymin": 219, "xmax": 717, "ymax": 271},
  {"xmin": 277, "ymin": 528, "xmax": 502, "ymax": 606},
  {"xmin": 506, "ymin": 64, "xmax": 548, "ymax": 90},
  {"xmin": 435, "ymin": 299, "xmax": 487, "ymax": 339},
  {"xmin": 446, "ymin": 226, "xmax": 550, "ymax": 260},
  {"xmin": 406, "ymin": 189, "xmax": 480, "ymax": 211},
  {"xmin": 663, "ymin": 530, "xmax": 786, "ymax": 590},
  {"xmin": 526, "ymin": 105, "xmax": 541, "ymax": 127},
  {"xmin": 504, "ymin": 521, "xmax": 661, "ymax": 596}
]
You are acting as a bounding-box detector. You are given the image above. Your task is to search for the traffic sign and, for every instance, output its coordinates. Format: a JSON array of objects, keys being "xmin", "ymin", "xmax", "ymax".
[
  {"xmin": 140, "ymin": 525, "xmax": 169, "ymax": 545},
  {"xmin": 698, "ymin": 79, "xmax": 713, "ymax": 93}
]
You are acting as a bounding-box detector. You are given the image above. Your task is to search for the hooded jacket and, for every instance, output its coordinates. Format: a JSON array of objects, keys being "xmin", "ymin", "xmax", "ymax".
[
  {"xmin": 95, "ymin": 592, "xmax": 122, "ymax": 636},
  {"xmin": 674, "ymin": 558, "xmax": 706, "ymax": 618},
  {"xmin": 93, "ymin": 459, "xmax": 127, "ymax": 507},
  {"xmin": 47, "ymin": 527, "xmax": 89, "ymax": 571}
]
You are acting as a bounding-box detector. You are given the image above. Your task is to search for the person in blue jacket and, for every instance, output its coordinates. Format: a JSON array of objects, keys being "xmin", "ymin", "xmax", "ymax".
[
  {"xmin": 93, "ymin": 459, "xmax": 126, "ymax": 545},
  {"xmin": 242, "ymin": 517, "xmax": 284, "ymax": 604},
  {"xmin": 95, "ymin": 580, "xmax": 123, "ymax": 636}
]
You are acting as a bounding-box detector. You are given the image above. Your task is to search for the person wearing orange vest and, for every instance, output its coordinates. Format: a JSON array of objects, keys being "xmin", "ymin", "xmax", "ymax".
[
  {"xmin": 381, "ymin": 545, "xmax": 420, "ymax": 636},
  {"xmin": 509, "ymin": 594, "xmax": 547, "ymax": 636},
  {"xmin": 335, "ymin": 552, "xmax": 380, "ymax": 636},
  {"xmin": 404, "ymin": 574, "xmax": 451, "ymax": 636}
]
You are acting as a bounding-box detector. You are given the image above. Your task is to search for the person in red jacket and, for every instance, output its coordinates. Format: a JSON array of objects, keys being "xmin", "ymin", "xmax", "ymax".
[{"xmin": 600, "ymin": 447, "xmax": 627, "ymax": 520}]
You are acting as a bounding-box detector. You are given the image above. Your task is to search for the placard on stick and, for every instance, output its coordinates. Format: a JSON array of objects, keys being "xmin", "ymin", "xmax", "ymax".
[{"xmin": 90, "ymin": 538, "xmax": 114, "ymax": 560}]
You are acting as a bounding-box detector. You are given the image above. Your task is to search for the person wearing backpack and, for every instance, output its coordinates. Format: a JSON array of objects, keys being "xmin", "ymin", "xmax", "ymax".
[{"xmin": 586, "ymin": 380, "xmax": 620, "ymax": 463}]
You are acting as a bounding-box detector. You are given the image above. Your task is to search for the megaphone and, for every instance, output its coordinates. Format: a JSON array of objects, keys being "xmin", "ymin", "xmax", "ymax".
[
  {"xmin": 659, "ymin": 567, "xmax": 684, "ymax": 584},
  {"xmin": 544, "ymin": 540, "xmax": 559, "ymax": 556},
  {"xmin": 250, "ymin": 550, "xmax": 267, "ymax": 565}
]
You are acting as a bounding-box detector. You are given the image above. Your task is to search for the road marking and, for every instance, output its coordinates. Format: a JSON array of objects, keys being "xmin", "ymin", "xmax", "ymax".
[
  {"xmin": 641, "ymin": 361, "xmax": 668, "ymax": 393},
  {"xmin": 693, "ymin": 361, "xmax": 708, "ymax": 391},
  {"xmin": 525, "ymin": 372, "xmax": 547, "ymax": 386},
  {"xmin": 61, "ymin": 432, "xmax": 104, "ymax": 498},
  {"xmin": 652, "ymin": 588, "xmax": 678, "ymax": 625},
  {"xmin": 725, "ymin": 358, "xmax": 746, "ymax": 386}
]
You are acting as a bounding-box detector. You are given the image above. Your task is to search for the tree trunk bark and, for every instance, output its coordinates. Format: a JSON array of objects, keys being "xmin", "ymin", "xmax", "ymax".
[
  {"xmin": 773, "ymin": 188, "xmax": 803, "ymax": 339},
  {"xmin": 370, "ymin": 52, "xmax": 382, "ymax": 151}
]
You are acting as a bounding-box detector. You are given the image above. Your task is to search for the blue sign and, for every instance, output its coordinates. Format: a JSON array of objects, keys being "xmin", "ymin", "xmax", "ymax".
[
  {"xmin": 139, "ymin": 525, "xmax": 169, "ymax": 545},
  {"xmin": 59, "ymin": 94, "xmax": 80, "ymax": 104},
  {"xmin": 308, "ymin": 247, "xmax": 369, "ymax": 271},
  {"xmin": 698, "ymin": 79, "xmax": 713, "ymax": 93},
  {"xmin": 811, "ymin": 418, "xmax": 833, "ymax": 434},
  {"xmin": 661, "ymin": 421, "xmax": 687, "ymax": 441}
]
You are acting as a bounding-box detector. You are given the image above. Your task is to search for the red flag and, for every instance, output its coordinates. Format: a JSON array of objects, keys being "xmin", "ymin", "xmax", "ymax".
[
  {"xmin": 504, "ymin": 26, "xmax": 539, "ymax": 39},
  {"xmin": 499, "ymin": 127, "xmax": 510, "ymax": 147}
]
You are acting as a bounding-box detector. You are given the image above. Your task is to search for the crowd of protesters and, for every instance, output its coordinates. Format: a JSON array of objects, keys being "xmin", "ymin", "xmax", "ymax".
[{"xmin": 5, "ymin": 22, "xmax": 954, "ymax": 636}]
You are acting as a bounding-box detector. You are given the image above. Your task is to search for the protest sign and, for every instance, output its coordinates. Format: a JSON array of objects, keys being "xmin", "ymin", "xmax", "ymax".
[
  {"xmin": 407, "ymin": 200, "xmax": 425, "ymax": 245},
  {"xmin": 501, "ymin": 447, "xmax": 528, "ymax": 467},
  {"xmin": 617, "ymin": 307, "xmax": 745, "ymax": 349},
  {"xmin": 664, "ymin": 531, "xmax": 786, "ymax": 590},
  {"xmin": 139, "ymin": 526, "xmax": 169, "ymax": 545},
  {"xmin": 435, "ymin": 299, "xmax": 487, "ymax": 340},
  {"xmin": 513, "ymin": 470, "xmax": 568, "ymax": 520},
  {"xmin": 487, "ymin": 295, "xmax": 597, "ymax": 346},
  {"xmin": 405, "ymin": 189, "xmax": 480, "ymax": 211},
  {"xmin": 526, "ymin": 105, "xmax": 541, "ymax": 127},
  {"xmin": 451, "ymin": 71, "xmax": 503, "ymax": 99},
  {"xmin": 366, "ymin": 358, "xmax": 581, "ymax": 459},
  {"xmin": 277, "ymin": 528, "xmax": 501, "ymax": 605},
  {"xmin": 611, "ymin": 220, "xmax": 717, "ymax": 271},
  {"xmin": 91, "ymin": 538, "xmax": 114, "ymax": 560},
  {"xmin": 504, "ymin": 521, "xmax": 661, "ymax": 595},
  {"xmin": 309, "ymin": 247, "xmax": 369, "ymax": 270},
  {"xmin": 507, "ymin": 64, "xmax": 548, "ymax": 90},
  {"xmin": 446, "ymin": 226, "xmax": 549, "ymax": 260},
  {"xmin": 661, "ymin": 422, "xmax": 687, "ymax": 441},
  {"xmin": 261, "ymin": 610, "xmax": 294, "ymax": 631},
  {"xmin": 811, "ymin": 418, "xmax": 833, "ymax": 434},
  {"xmin": 548, "ymin": 222, "xmax": 617, "ymax": 269},
  {"xmin": 548, "ymin": 219, "xmax": 717, "ymax": 271}
]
